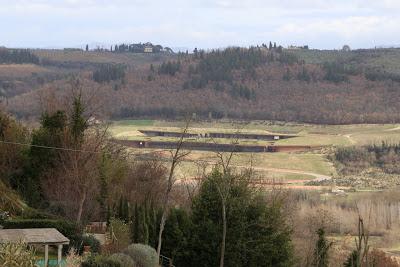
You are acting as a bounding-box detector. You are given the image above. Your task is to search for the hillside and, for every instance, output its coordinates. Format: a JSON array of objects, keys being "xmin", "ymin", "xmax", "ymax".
[{"xmin": 2, "ymin": 47, "xmax": 400, "ymax": 124}]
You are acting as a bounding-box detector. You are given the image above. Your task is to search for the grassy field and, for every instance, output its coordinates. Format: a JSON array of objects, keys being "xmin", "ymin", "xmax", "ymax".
[
  {"xmin": 110, "ymin": 119, "xmax": 400, "ymax": 147},
  {"xmin": 33, "ymin": 50, "xmax": 176, "ymax": 67},
  {"xmin": 109, "ymin": 119, "xmax": 400, "ymax": 185},
  {"xmin": 107, "ymin": 119, "xmax": 400, "ymax": 183}
]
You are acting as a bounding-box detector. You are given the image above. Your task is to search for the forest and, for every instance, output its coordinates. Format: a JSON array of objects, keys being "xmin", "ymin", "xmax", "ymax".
[{"xmin": 3, "ymin": 46, "xmax": 400, "ymax": 124}]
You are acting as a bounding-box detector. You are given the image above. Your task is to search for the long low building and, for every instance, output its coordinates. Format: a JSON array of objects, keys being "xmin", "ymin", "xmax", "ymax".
[
  {"xmin": 139, "ymin": 130, "xmax": 297, "ymax": 140},
  {"xmin": 113, "ymin": 139, "xmax": 313, "ymax": 153}
]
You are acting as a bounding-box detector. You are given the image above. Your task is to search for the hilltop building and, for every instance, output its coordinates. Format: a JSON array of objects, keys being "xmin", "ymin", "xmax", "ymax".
[{"xmin": 287, "ymin": 45, "xmax": 309, "ymax": 50}]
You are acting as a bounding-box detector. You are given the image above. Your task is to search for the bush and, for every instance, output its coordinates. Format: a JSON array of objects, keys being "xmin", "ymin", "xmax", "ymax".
[
  {"xmin": 82, "ymin": 254, "xmax": 121, "ymax": 267},
  {"xmin": 0, "ymin": 241, "xmax": 37, "ymax": 267},
  {"xmin": 0, "ymin": 211, "xmax": 10, "ymax": 225},
  {"xmin": 109, "ymin": 253, "xmax": 137, "ymax": 267},
  {"xmin": 123, "ymin": 244, "xmax": 158, "ymax": 267},
  {"xmin": 79, "ymin": 235, "xmax": 101, "ymax": 254},
  {"xmin": 65, "ymin": 248, "xmax": 81, "ymax": 267},
  {"xmin": 109, "ymin": 218, "xmax": 131, "ymax": 252}
]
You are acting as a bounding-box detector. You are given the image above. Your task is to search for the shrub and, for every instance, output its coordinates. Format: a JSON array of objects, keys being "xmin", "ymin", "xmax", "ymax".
[
  {"xmin": 0, "ymin": 211, "xmax": 10, "ymax": 225},
  {"xmin": 79, "ymin": 235, "xmax": 101, "ymax": 254},
  {"xmin": 123, "ymin": 244, "xmax": 158, "ymax": 267},
  {"xmin": 367, "ymin": 249, "xmax": 399, "ymax": 267},
  {"xmin": 109, "ymin": 253, "xmax": 137, "ymax": 267},
  {"xmin": 0, "ymin": 241, "xmax": 38, "ymax": 267},
  {"xmin": 82, "ymin": 254, "xmax": 121, "ymax": 267},
  {"xmin": 65, "ymin": 248, "xmax": 81, "ymax": 267},
  {"xmin": 109, "ymin": 218, "xmax": 131, "ymax": 252}
]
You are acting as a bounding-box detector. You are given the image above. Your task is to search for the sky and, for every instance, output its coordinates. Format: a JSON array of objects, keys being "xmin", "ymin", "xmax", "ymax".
[{"xmin": 1, "ymin": 0, "xmax": 400, "ymax": 50}]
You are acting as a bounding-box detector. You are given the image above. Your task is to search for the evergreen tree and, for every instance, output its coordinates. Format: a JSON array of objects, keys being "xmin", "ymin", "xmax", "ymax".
[
  {"xmin": 132, "ymin": 203, "xmax": 139, "ymax": 242},
  {"xmin": 312, "ymin": 228, "xmax": 332, "ymax": 267},
  {"xmin": 16, "ymin": 111, "xmax": 67, "ymax": 207},
  {"xmin": 70, "ymin": 93, "xmax": 87, "ymax": 144},
  {"xmin": 137, "ymin": 205, "xmax": 149, "ymax": 244},
  {"xmin": 86, "ymin": 44, "xmax": 89, "ymax": 51},
  {"xmin": 188, "ymin": 170, "xmax": 293, "ymax": 267},
  {"xmin": 162, "ymin": 208, "xmax": 192, "ymax": 266}
]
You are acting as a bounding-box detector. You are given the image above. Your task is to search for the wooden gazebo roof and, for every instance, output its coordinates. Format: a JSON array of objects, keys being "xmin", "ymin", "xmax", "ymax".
[{"xmin": 0, "ymin": 228, "xmax": 69, "ymax": 245}]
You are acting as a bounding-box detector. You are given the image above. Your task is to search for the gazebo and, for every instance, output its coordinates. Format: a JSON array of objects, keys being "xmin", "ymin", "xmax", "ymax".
[{"xmin": 0, "ymin": 228, "xmax": 70, "ymax": 267}]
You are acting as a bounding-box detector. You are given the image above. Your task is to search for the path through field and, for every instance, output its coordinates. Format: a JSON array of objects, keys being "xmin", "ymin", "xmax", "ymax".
[
  {"xmin": 385, "ymin": 125, "xmax": 400, "ymax": 132},
  {"xmin": 176, "ymin": 161, "xmax": 332, "ymax": 189},
  {"xmin": 235, "ymin": 165, "xmax": 332, "ymax": 183}
]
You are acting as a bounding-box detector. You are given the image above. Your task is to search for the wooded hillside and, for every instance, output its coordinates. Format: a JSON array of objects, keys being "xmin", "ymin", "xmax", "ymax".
[{"xmin": 3, "ymin": 47, "xmax": 400, "ymax": 124}]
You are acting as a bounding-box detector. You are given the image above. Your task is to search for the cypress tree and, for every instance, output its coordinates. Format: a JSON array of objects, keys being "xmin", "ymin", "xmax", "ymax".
[
  {"xmin": 123, "ymin": 197, "xmax": 129, "ymax": 223},
  {"xmin": 132, "ymin": 203, "xmax": 139, "ymax": 242},
  {"xmin": 312, "ymin": 228, "xmax": 332, "ymax": 267},
  {"xmin": 118, "ymin": 196, "xmax": 124, "ymax": 220},
  {"xmin": 137, "ymin": 205, "xmax": 149, "ymax": 244}
]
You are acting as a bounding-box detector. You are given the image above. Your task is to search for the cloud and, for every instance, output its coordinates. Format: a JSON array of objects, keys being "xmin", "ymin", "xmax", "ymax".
[{"xmin": 0, "ymin": 0, "xmax": 399, "ymax": 49}]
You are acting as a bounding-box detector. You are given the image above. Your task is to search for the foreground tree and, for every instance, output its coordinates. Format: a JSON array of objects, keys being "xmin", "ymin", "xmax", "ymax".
[
  {"xmin": 312, "ymin": 228, "xmax": 332, "ymax": 267},
  {"xmin": 344, "ymin": 217, "xmax": 370, "ymax": 267},
  {"xmin": 188, "ymin": 169, "xmax": 293, "ymax": 267},
  {"xmin": 156, "ymin": 118, "xmax": 191, "ymax": 257},
  {"xmin": 0, "ymin": 111, "xmax": 28, "ymax": 185}
]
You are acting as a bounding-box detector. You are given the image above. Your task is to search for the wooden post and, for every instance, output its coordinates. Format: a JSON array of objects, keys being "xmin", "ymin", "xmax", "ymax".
[
  {"xmin": 44, "ymin": 244, "xmax": 49, "ymax": 267},
  {"xmin": 57, "ymin": 244, "xmax": 63, "ymax": 266}
]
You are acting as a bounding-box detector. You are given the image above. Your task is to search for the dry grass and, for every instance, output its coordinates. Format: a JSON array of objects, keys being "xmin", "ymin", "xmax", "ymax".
[{"xmin": 33, "ymin": 50, "xmax": 176, "ymax": 66}]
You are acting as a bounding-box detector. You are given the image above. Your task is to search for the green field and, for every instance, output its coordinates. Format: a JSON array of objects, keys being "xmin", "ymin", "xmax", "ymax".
[
  {"xmin": 110, "ymin": 119, "xmax": 400, "ymax": 147},
  {"xmin": 108, "ymin": 119, "xmax": 400, "ymax": 185}
]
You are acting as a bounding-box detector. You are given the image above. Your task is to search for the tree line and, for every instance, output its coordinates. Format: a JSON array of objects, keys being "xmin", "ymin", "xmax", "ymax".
[
  {"xmin": 93, "ymin": 64, "xmax": 126, "ymax": 83},
  {"xmin": 334, "ymin": 142, "xmax": 400, "ymax": 175},
  {"xmin": 0, "ymin": 49, "xmax": 39, "ymax": 64}
]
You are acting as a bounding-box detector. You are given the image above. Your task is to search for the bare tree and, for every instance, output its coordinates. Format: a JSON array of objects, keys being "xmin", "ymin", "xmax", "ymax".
[
  {"xmin": 40, "ymin": 83, "xmax": 109, "ymax": 223},
  {"xmin": 156, "ymin": 118, "xmax": 191, "ymax": 257},
  {"xmin": 355, "ymin": 216, "xmax": 370, "ymax": 267},
  {"xmin": 41, "ymin": 124, "xmax": 108, "ymax": 223}
]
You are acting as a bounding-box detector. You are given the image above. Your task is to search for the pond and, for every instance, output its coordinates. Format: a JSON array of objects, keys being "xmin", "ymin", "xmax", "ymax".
[{"xmin": 36, "ymin": 259, "xmax": 66, "ymax": 267}]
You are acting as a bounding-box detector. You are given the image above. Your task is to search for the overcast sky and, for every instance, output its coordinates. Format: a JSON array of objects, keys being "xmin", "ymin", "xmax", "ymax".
[{"xmin": 1, "ymin": 0, "xmax": 400, "ymax": 50}]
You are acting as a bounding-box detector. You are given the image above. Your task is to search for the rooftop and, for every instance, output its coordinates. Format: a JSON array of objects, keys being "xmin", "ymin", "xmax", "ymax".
[{"xmin": 0, "ymin": 228, "xmax": 69, "ymax": 245}]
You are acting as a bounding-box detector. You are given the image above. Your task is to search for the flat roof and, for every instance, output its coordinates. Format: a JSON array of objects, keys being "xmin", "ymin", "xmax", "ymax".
[{"xmin": 0, "ymin": 228, "xmax": 70, "ymax": 245}]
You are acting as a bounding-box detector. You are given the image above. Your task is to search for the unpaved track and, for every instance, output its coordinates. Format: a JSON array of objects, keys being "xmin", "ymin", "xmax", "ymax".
[
  {"xmin": 385, "ymin": 126, "xmax": 400, "ymax": 132},
  {"xmin": 234, "ymin": 165, "xmax": 332, "ymax": 182}
]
